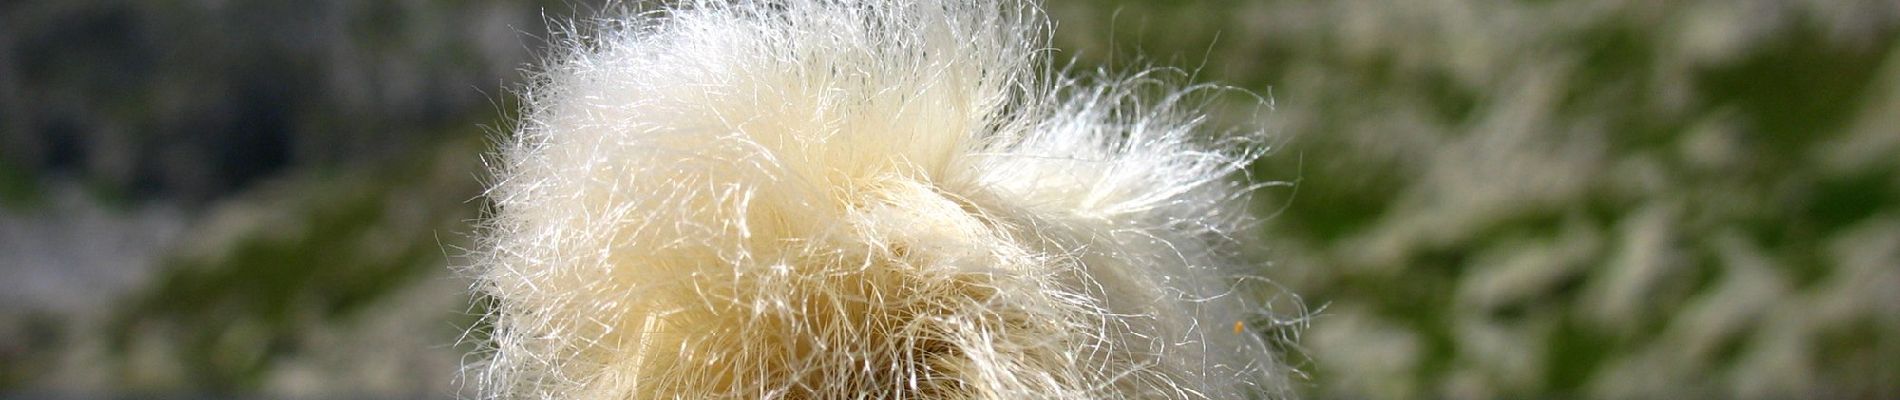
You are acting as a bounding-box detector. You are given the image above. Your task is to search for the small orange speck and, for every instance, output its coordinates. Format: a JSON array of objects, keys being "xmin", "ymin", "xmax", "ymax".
[{"xmin": 1233, "ymin": 320, "xmax": 1245, "ymax": 334}]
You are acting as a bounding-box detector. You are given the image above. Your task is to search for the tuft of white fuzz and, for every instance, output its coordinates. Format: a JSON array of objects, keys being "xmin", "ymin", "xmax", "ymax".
[{"xmin": 467, "ymin": 0, "xmax": 1292, "ymax": 398}]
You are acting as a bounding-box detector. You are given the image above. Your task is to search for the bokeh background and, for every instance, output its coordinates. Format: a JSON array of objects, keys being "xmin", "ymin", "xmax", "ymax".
[{"xmin": 2, "ymin": 0, "xmax": 1896, "ymax": 398}]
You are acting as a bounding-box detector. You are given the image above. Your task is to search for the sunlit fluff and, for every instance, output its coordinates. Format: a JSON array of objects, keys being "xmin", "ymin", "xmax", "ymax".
[{"xmin": 467, "ymin": 0, "xmax": 1291, "ymax": 398}]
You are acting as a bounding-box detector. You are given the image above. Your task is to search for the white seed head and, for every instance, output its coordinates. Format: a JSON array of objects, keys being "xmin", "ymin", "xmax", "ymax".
[{"xmin": 466, "ymin": 0, "xmax": 1293, "ymax": 398}]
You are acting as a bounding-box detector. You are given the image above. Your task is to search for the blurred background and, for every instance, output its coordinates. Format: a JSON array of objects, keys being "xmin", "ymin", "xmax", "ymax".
[{"xmin": 1, "ymin": 0, "xmax": 1895, "ymax": 398}]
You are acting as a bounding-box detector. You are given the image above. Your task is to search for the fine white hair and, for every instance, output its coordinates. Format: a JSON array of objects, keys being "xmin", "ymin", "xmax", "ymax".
[{"xmin": 467, "ymin": 0, "xmax": 1293, "ymax": 398}]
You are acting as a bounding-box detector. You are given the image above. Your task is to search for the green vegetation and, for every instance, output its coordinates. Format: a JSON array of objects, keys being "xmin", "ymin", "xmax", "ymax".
[{"xmin": 1049, "ymin": 1, "xmax": 1900, "ymax": 397}]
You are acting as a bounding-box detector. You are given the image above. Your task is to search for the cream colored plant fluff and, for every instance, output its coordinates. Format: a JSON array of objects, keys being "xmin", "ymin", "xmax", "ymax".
[{"xmin": 468, "ymin": 0, "xmax": 1290, "ymax": 398}]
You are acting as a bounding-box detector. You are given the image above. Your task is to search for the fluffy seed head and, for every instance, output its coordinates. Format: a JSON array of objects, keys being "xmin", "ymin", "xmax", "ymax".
[{"xmin": 467, "ymin": 0, "xmax": 1294, "ymax": 398}]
